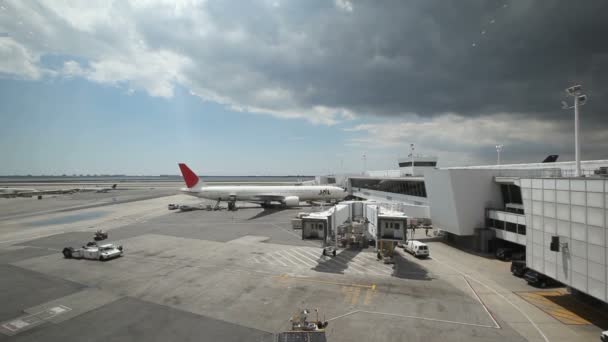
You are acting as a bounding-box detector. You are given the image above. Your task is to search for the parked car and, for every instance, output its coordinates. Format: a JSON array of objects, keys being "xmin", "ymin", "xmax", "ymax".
[
  {"xmin": 511, "ymin": 251, "xmax": 525, "ymax": 261},
  {"xmin": 524, "ymin": 269, "xmax": 557, "ymax": 288},
  {"xmin": 168, "ymin": 203, "xmax": 178, "ymax": 210},
  {"xmin": 601, "ymin": 330, "xmax": 608, "ymax": 342},
  {"xmin": 510, "ymin": 260, "xmax": 528, "ymax": 277}
]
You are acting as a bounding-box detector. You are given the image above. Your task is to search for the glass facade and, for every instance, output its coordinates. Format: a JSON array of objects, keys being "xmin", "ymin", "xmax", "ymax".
[
  {"xmin": 500, "ymin": 184, "xmax": 523, "ymax": 205},
  {"xmin": 488, "ymin": 218, "xmax": 526, "ymax": 235},
  {"xmin": 398, "ymin": 161, "xmax": 437, "ymax": 167},
  {"xmin": 350, "ymin": 178, "xmax": 427, "ymax": 198}
]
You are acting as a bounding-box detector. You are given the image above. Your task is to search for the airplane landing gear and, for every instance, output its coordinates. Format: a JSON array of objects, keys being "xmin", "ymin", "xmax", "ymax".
[
  {"xmin": 228, "ymin": 201, "xmax": 237, "ymax": 211},
  {"xmin": 213, "ymin": 198, "xmax": 221, "ymax": 211}
]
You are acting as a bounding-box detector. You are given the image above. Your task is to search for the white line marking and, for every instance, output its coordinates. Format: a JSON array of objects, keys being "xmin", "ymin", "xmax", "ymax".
[
  {"xmin": 332, "ymin": 253, "xmax": 370, "ymax": 274},
  {"xmin": 270, "ymin": 223, "xmax": 303, "ymax": 238},
  {"xmin": 462, "ymin": 275, "xmax": 501, "ymax": 329},
  {"xmin": 327, "ymin": 310, "xmax": 499, "ymax": 329},
  {"xmin": 282, "ymin": 249, "xmax": 316, "ymax": 267},
  {"xmin": 432, "ymin": 256, "xmax": 548, "ymax": 342},
  {"xmin": 339, "ymin": 251, "xmax": 369, "ymax": 267},
  {"xmin": 300, "ymin": 246, "xmax": 323, "ymax": 254},
  {"xmin": 290, "ymin": 249, "xmax": 324, "ymax": 267},
  {"xmin": 267, "ymin": 252, "xmax": 288, "ymax": 267},
  {"xmin": 346, "ymin": 254, "xmax": 391, "ymax": 274},
  {"xmin": 1, "ymin": 305, "xmax": 72, "ymax": 334},
  {"xmin": 296, "ymin": 248, "xmax": 323, "ymax": 260},
  {"xmin": 275, "ymin": 251, "xmax": 301, "ymax": 267},
  {"xmin": 258, "ymin": 255, "xmax": 276, "ymax": 265},
  {"xmin": 324, "ymin": 254, "xmax": 365, "ymax": 275}
]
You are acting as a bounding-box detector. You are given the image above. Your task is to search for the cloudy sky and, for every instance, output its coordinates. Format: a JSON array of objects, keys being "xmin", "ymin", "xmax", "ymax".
[{"xmin": 1, "ymin": 0, "xmax": 607, "ymax": 175}]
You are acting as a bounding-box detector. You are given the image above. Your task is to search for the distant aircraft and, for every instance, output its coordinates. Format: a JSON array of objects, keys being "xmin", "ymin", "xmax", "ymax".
[
  {"xmin": 177, "ymin": 163, "xmax": 347, "ymax": 209},
  {"xmin": 76, "ymin": 184, "xmax": 118, "ymax": 193},
  {"xmin": 0, "ymin": 184, "xmax": 118, "ymax": 198}
]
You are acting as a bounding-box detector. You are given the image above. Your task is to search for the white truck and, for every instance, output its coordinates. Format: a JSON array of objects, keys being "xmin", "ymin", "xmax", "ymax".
[
  {"xmin": 403, "ymin": 240, "xmax": 429, "ymax": 258},
  {"xmin": 63, "ymin": 242, "xmax": 123, "ymax": 261}
]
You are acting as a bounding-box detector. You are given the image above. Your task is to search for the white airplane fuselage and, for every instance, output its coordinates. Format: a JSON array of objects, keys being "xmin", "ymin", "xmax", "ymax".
[{"xmin": 181, "ymin": 185, "xmax": 347, "ymax": 203}]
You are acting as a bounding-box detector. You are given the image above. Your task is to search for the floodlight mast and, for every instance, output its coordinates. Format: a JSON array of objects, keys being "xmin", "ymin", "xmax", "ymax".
[
  {"xmin": 495, "ymin": 144, "xmax": 503, "ymax": 165},
  {"xmin": 565, "ymin": 85, "xmax": 587, "ymax": 177},
  {"xmin": 410, "ymin": 144, "xmax": 415, "ymax": 176}
]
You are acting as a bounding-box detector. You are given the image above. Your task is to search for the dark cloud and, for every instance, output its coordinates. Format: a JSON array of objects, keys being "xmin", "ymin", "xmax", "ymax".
[
  {"xmin": 360, "ymin": 1, "xmax": 604, "ymax": 121},
  {"xmin": 167, "ymin": 0, "xmax": 608, "ymax": 122},
  {"xmin": 3, "ymin": 0, "xmax": 608, "ymax": 125}
]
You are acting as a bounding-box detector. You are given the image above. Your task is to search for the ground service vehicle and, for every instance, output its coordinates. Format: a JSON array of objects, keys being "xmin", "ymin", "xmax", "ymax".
[
  {"xmin": 63, "ymin": 243, "xmax": 123, "ymax": 261},
  {"xmin": 94, "ymin": 229, "xmax": 108, "ymax": 241},
  {"xmin": 404, "ymin": 240, "xmax": 429, "ymax": 258}
]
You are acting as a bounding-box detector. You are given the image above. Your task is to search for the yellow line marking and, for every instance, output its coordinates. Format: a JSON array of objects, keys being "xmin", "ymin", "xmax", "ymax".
[
  {"xmin": 363, "ymin": 288, "xmax": 375, "ymax": 305},
  {"xmin": 516, "ymin": 291, "xmax": 599, "ymax": 326},
  {"xmin": 342, "ymin": 286, "xmax": 353, "ymax": 304},
  {"xmin": 351, "ymin": 287, "xmax": 361, "ymax": 305},
  {"xmin": 274, "ymin": 274, "xmax": 375, "ymax": 289}
]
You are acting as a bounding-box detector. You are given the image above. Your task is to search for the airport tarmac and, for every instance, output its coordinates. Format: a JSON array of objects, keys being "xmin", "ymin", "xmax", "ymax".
[{"xmin": 0, "ymin": 186, "xmax": 600, "ymax": 341}]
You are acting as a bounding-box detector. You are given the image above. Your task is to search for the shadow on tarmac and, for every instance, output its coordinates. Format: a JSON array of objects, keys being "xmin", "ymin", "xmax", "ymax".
[
  {"xmin": 312, "ymin": 248, "xmax": 361, "ymax": 274},
  {"xmin": 247, "ymin": 208, "xmax": 286, "ymax": 220},
  {"xmin": 392, "ymin": 251, "xmax": 433, "ymax": 281}
]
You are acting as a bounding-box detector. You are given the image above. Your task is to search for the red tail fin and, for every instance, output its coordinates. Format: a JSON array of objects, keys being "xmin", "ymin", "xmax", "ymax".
[{"xmin": 178, "ymin": 163, "xmax": 199, "ymax": 188}]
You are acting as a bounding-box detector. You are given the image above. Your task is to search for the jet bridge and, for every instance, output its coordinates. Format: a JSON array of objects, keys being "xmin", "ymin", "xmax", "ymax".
[{"xmin": 300, "ymin": 201, "xmax": 408, "ymax": 253}]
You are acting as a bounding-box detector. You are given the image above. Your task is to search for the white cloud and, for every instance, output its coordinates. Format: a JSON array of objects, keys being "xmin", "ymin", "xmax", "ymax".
[
  {"xmin": 0, "ymin": 37, "xmax": 42, "ymax": 79},
  {"xmin": 335, "ymin": 0, "xmax": 353, "ymax": 12},
  {"xmin": 345, "ymin": 113, "xmax": 568, "ymax": 147},
  {"xmin": 0, "ymin": 0, "xmax": 354, "ymax": 124},
  {"xmin": 61, "ymin": 60, "xmax": 85, "ymax": 77},
  {"xmin": 344, "ymin": 113, "xmax": 608, "ymax": 165}
]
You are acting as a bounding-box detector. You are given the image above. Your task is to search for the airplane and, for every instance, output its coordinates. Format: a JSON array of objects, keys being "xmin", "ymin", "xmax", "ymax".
[
  {"xmin": 76, "ymin": 184, "xmax": 118, "ymax": 193},
  {"xmin": 177, "ymin": 163, "xmax": 347, "ymax": 209},
  {"xmin": 0, "ymin": 184, "xmax": 118, "ymax": 198},
  {"xmin": 0, "ymin": 187, "xmax": 38, "ymax": 197},
  {"xmin": 0, "ymin": 187, "xmax": 75, "ymax": 198}
]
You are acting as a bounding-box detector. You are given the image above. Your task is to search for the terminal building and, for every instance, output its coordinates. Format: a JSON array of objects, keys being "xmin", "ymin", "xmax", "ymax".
[{"xmin": 332, "ymin": 156, "xmax": 608, "ymax": 304}]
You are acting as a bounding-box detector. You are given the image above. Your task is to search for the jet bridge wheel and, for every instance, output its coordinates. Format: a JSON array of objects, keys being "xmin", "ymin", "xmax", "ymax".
[{"xmin": 62, "ymin": 247, "xmax": 73, "ymax": 259}]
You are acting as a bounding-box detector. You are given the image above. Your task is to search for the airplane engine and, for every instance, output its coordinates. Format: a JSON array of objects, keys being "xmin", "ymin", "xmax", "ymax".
[{"xmin": 283, "ymin": 196, "xmax": 300, "ymax": 207}]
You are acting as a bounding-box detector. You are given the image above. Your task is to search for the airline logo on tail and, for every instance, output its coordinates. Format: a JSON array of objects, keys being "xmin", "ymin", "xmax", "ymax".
[{"xmin": 178, "ymin": 163, "xmax": 199, "ymax": 188}]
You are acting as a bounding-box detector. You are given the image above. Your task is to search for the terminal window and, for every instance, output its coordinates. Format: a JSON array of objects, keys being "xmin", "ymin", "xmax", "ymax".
[{"xmin": 350, "ymin": 178, "xmax": 427, "ymax": 198}]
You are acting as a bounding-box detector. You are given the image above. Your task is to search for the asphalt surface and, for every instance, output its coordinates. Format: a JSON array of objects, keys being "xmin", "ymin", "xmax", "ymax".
[
  {"xmin": 0, "ymin": 186, "xmax": 593, "ymax": 341},
  {"xmin": 2, "ymin": 297, "xmax": 273, "ymax": 342},
  {"xmin": 0, "ymin": 189, "xmax": 177, "ymax": 221}
]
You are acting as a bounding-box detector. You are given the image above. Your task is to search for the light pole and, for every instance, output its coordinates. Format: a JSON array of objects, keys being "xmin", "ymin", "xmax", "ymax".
[
  {"xmin": 495, "ymin": 144, "xmax": 503, "ymax": 165},
  {"xmin": 362, "ymin": 152, "xmax": 367, "ymax": 175},
  {"xmin": 410, "ymin": 144, "xmax": 415, "ymax": 176},
  {"xmin": 563, "ymin": 85, "xmax": 588, "ymax": 177}
]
